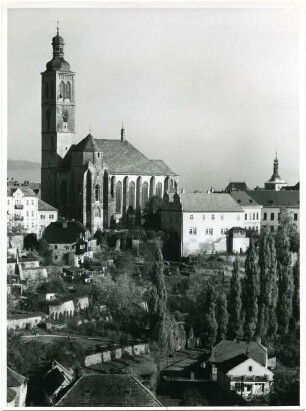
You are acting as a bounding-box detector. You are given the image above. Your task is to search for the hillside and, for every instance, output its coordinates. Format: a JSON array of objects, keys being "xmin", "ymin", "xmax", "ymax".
[{"xmin": 8, "ymin": 159, "xmax": 41, "ymax": 170}]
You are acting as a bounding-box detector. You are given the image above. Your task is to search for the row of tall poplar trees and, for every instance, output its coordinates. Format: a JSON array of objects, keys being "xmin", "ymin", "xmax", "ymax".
[{"xmin": 189, "ymin": 209, "xmax": 299, "ymax": 347}]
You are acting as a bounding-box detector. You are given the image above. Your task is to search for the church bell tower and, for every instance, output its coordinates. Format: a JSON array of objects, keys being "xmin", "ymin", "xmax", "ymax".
[{"xmin": 41, "ymin": 24, "xmax": 75, "ymax": 205}]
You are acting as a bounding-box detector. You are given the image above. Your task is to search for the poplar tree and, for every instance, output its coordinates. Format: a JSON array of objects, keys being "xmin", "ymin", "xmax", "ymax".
[
  {"xmin": 267, "ymin": 235, "xmax": 278, "ymax": 338},
  {"xmin": 292, "ymin": 254, "xmax": 300, "ymax": 327},
  {"xmin": 276, "ymin": 213, "xmax": 294, "ymax": 335},
  {"xmin": 150, "ymin": 247, "xmax": 168, "ymax": 352},
  {"xmin": 216, "ymin": 293, "xmax": 229, "ymax": 342},
  {"xmin": 227, "ymin": 258, "xmax": 242, "ymax": 339},
  {"xmin": 203, "ymin": 283, "xmax": 218, "ymax": 347},
  {"xmin": 243, "ymin": 239, "xmax": 260, "ymax": 339}
]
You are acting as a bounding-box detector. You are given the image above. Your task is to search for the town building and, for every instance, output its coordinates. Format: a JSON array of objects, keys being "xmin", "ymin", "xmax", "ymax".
[
  {"xmin": 7, "ymin": 367, "xmax": 28, "ymax": 407},
  {"xmin": 41, "ymin": 360, "xmax": 74, "ymax": 405},
  {"xmin": 227, "ymin": 227, "xmax": 249, "ymax": 254},
  {"xmin": 209, "ymin": 339, "xmax": 268, "ymax": 382},
  {"xmin": 246, "ymin": 190, "xmax": 300, "ymax": 233},
  {"xmin": 264, "ymin": 153, "xmax": 288, "ymax": 191},
  {"xmin": 215, "ymin": 354, "xmax": 273, "ymax": 398},
  {"xmin": 7, "ymin": 185, "xmax": 58, "ymax": 238},
  {"xmin": 40, "ymin": 27, "xmax": 178, "ymax": 233},
  {"xmin": 160, "ymin": 192, "xmax": 246, "ymax": 257},
  {"xmin": 42, "ymin": 220, "xmax": 97, "ymax": 265},
  {"xmin": 230, "ymin": 191, "xmax": 262, "ymax": 233},
  {"xmin": 7, "ymin": 312, "xmax": 47, "ymax": 330},
  {"xmin": 55, "ymin": 373, "xmax": 162, "ymax": 407}
]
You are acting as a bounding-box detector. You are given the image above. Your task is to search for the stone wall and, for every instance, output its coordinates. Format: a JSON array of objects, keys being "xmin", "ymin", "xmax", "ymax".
[{"xmin": 7, "ymin": 315, "xmax": 44, "ymax": 330}]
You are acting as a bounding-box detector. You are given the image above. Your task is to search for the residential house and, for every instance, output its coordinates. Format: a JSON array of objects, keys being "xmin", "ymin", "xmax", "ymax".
[
  {"xmin": 227, "ymin": 227, "xmax": 250, "ymax": 254},
  {"xmin": 230, "ymin": 191, "xmax": 262, "ymax": 233},
  {"xmin": 216, "ymin": 354, "xmax": 273, "ymax": 398},
  {"xmin": 209, "ymin": 339, "xmax": 268, "ymax": 382},
  {"xmin": 55, "ymin": 373, "xmax": 162, "ymax": 407},
  {"xmin": 160, "ymin": 192, "xmax": 245, "ymax": 257},
  {"xmin": 7, "ymin": 185, "xmax": 57, "ymax": 237},
  {"xmin": 41, "ymin": 360, "xmax": 74, "ymax": 405},
  {"xmin": 7, "ymin": 367, "xmax": 28, "ymax": 407},
  {"xmin": 246, "ymin": 190, "xmax": 299, "ymax": 233},
  {"xmin": 42, "ymin": 220, "xmax": 97, "ymax": 265},
  {"xmin": 7, "ymin": 312, "xmax": 47, "ymax": 330}
]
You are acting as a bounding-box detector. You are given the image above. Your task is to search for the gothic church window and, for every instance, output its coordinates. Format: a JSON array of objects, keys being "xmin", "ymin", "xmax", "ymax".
[
  {"xmin": 115, "ymin": 181, "xmax": 122, "ymax": 213},
  {"xmin": 94, "ymin": 207, "xmax": 101, "ymax": 217},
  {"xmin": 95, "ymin": 184, "xmax": 100, "ymax": 201},
  {"xmin": 156, "ymin": 182, "xmax": 162, "ymax": 198},
  {"xmin": 129, "ymin": 181, "xmax": 135, "ymax": 209},
  {"xmin": 142, "ymin": 182, "xmax": 149, "ymax": 207}
]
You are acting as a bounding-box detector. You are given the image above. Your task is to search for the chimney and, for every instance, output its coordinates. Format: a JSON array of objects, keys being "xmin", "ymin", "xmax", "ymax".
[{"xmin": 181, "ymin": 188, "xmax": 185, "ymax": 194}]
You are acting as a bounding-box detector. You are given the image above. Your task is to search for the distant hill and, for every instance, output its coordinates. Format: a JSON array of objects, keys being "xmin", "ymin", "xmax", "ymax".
[{"xmin": 8, "ymin": 160, "xmax": 41, "ymax": 170}]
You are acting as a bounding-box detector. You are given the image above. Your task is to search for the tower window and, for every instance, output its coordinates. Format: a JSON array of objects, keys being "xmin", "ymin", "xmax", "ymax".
[
  {"xmin": 66, "ymin": 81, "xmax": 71, "ymax": 100},
  {"xmin": 95, "ymin": 184, "xmax": 100, "ymax": 201},
  {"xmin": 63, "ymin": 110, "xmax": 69, "ymax": 122},
  {"xmin": 59, "ymin": 81, "xmax": 65, "ymax": 99}
]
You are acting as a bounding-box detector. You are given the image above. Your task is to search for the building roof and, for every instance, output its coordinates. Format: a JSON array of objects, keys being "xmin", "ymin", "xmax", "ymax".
[
  {"xmin": 43, "ymin": 368, "xmax": 65, "ymax": 396},
  {"xmin": 230, "ymin": 191, "xmax": 261, "ymax": 207},
  {"xmin": 216, "ymin": 354, "xmax": 249, "ymax": 373},
  {"xmin": 7, "ymin": 367, "xmax": 26, "ymax": 387},
  {"xmin": 246, "ymin": 190, "xmax": 299, "ymax": 208},
  {"xmin": 55, "ymin": 373, "xmax": 162, "ymax": 407},
  {"xmin": 7, "ymin": 186, "xmax": 37, "ymax": 197},
  {"xmin": 38, "ymin": 199, "xmax": 58, "ymax": 212},
  {"xmin": 179, "ymin": 193, "xmax": 243, "ymax": 213},
  {"xmin": 94, "ymin": 138, "xmax": 177, "ymax": 176},
  {"xmin": 225, "ymin": 182, "xmax": 249, "ymax": 192},
  {"xmin": 74, "ymin": 134, "xmax": 100, "ymax": 153},
  {"xmin": 42, "ymin": 220, "xmax": 87, "ymax": 244},
  {"xmin": 210, "ymin": 340, "xmax": 267, "ymax": 367}
]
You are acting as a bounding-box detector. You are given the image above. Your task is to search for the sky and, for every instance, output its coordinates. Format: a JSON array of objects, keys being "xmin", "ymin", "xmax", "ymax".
[{"xmin": 7, "ymin": 7, "xmax": 300, "ymax": 191}]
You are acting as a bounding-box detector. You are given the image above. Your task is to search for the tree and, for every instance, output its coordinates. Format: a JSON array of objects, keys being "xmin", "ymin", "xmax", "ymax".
[
  {"xmin": 276, "ymin": 212, "xmax": 294, "ymax": 335},
  {"xmin": 216, "ymin": 293, "xmax": 229, "ymax": 342},
  {"xmin": 36, "ymin": 238, "xmax": 53, "ymax": 265},
  {"xmin": 149, "ymin": 247, "xmax": 168, "ymax": 352},
  {"xmin": 257, "ymin": 233, "xmax": 278, "ymax": 338},
  {"xmin": 243, "ymin": 239, "xmax": 260, "ymax": 339},
  {"xmin": 143, "ymin": 195, "xmax": 163, "ymax": 230},
  {"xmin": 268, "ymin": 372, "xmax": 299, "ymax": 406},
  {"xmin": 291, "ymin": 254, "xmax": 300, "ymax": 331},
  {"xmin": 227, "ymin": 258, "xmax": 242, "ymax": 339}
]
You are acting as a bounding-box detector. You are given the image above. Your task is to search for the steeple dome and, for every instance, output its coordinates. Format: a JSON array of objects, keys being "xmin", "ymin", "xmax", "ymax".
[
  {"xmin": 269, "ymin": 151, "xmax": 281, "ymax": 182},
  {"xmin": 46, "ymin": 23, "xmax": 71, "ymax": 72}
]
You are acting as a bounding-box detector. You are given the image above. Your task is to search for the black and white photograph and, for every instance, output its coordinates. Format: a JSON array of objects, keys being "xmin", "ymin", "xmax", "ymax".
[{"xmin": 2, "ymin": 2, "xmax": 303, "ymax": 409}]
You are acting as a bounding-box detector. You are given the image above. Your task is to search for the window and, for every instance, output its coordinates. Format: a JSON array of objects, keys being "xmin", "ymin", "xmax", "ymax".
[
  {"xmin": 235, "ymin": 383, "xmax": 242, "ymax": 391},
  {"xmin": 54, "ymin": 255, "xmax": 58, "ymax": 260},
  {"xmin": 26, "ymin": 211, "xmax": 29, "ymax": 217},
  {"xmin": 211, "ymin": 214, "xmax": 215, "ymax": 220},
  {"xmin": 221, "ymin": 228, "xmax": 228, "ymax": 235},
  {"xmin": 294, "ymin": 213, "xmax": 298, "ymax": 221},
  {"xmin": 202, "ymin": 214, "xmax": 205, "ymax": 220},
  {"xmin": 65, "ymin": 246, "xmax": 69, "ymax": 250},
  {"xmin": 31, "ymin": 211, "xmax": 34, "ymax": 217},
  {"xmin": 253, "ymin": 213, "xmax": 255, "ymax": 220},
  {"xmin": 26, "ymin": 200, "xmax": 29, "ymax": 206},
  {"xmin": 32, "ymin": 222, "xmax": 34, "ymax": 227},
  {"xmin": 271, "ymin": 213, "xmax": 274, "ymax": 221},
  {"xmin": 95, "ymin": 184, "xmax": 100, "ymax": 201},
  {"xmin": 59, "ymin": 81, "xmax": 65, "ymax": 99},
  {"xmin": 278, "ymin": 213, "xmax": 280, "ymax": 221},
  {"xmin": 189, "ymin": 227, "xmax": 197, "ymax": 235},
  {"xmin": 7, "ymin": 199, "xmax": 9, "ymax": 205},
  {"xmin": 263, "ymin": 212, "xmax": 267, "ymax": 220},
  {"xmin": 66, "ymin": 81, "xmax": 71, "ymax": 100},
  {"xmin": 55, "ymin": 245, "xmax": 58, "ymax": 250},
  {"xmin": 205, "ymin": 228, "xmax": 213, "ymax": 235},
  {"xmin": 245, "ymin": 213, "xmax": 247, "ymax": 220},
  {"xmin": 40, "ymin": 215, "xmax": 44, "ymax": 219},
  {"xmin": 190, "ymin": 214, "xmax": 194, "ymax": 220},
  {"xmin": 248, "ymin": 366, "xmax": 253, "ymax": 371},
  {"xmin": 256, "ymin": 213, "xmax": 259, "ymax": 220},
  {"xmin": 270, "ymin": 226, "xmax": 274, "ymax": 233}
]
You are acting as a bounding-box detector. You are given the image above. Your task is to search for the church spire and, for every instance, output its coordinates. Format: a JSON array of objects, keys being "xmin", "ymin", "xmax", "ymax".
[
  {"xmin": 273, "ymin": 150, "xmax": 280, "ymax": 179},
  {"xmin": 52, "ymin": 22, "xmax": 65, "ymax": 57}
]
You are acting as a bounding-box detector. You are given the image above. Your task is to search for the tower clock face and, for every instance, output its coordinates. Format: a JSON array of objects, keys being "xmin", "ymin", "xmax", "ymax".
[{"xmin": 62, "ymin": 110, "xmax": 69, "ymax": 122}]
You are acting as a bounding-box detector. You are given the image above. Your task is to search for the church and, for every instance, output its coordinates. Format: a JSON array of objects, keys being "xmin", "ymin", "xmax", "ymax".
[{"xmin": 41, "ymin": 27, "xmax": 179, "ymax": 233}]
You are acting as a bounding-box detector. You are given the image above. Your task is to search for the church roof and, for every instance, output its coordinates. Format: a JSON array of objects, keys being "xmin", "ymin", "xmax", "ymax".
[
  {"xmin": 46, "ymin": 57, "xmax": 71, "ymax": 72},
  {"xmin": 94, "ymin": 138, "xmax": 177, "ymax": 176},
  {"xmin": 74, "ymin": 134, "xmax": 100, "ymax": 152}
]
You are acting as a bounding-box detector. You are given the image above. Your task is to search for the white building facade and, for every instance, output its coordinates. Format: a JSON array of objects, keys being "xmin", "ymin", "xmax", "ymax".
[{"xmin": 161, "ymin": 192, "xmax": 247, "ymax": 257}]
